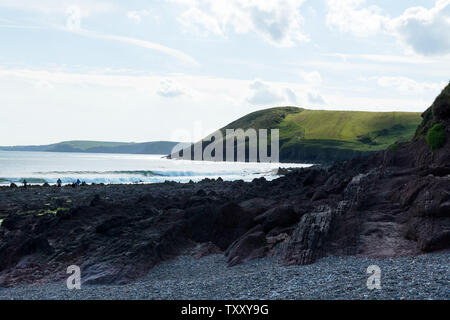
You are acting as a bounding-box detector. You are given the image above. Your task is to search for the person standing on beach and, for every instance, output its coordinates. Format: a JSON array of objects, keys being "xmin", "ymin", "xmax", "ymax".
[
  {"xmin": 23, "ymin": 179, "xmax": 27, "ymax": 189},
  {"xmin": 57, "ymin": 178, "xmax": 62, "ymax": 187}
]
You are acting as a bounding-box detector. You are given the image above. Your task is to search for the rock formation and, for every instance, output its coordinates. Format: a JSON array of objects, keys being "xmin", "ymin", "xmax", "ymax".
[{"xmin": 0, "ymin": 84, "xmax": 449, "ymax": 287}]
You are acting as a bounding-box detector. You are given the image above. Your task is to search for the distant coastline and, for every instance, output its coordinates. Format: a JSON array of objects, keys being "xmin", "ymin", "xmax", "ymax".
[{"xmin": 0, "ymin": 140, "xmax": 188, "ymax": 155}]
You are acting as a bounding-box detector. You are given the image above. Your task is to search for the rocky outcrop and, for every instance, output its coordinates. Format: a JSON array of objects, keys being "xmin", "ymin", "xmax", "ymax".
[
  {"xmin": 432, "ymin": 83, "xmax": 450, "ymax": 121},
  {"xmin": 280, "ymin": 205, "xmax": 333, "ymax": 265},
  {"xmin": 226, "ymin": 225, "xmax": 266, "ymax": 267},
  {"xmin": 254, "ymin": 205, "xmax": 299, "ymax": 232},
  {"xmin": 0, "ymin": 84, "xmax": 449, "ymax": 287}
]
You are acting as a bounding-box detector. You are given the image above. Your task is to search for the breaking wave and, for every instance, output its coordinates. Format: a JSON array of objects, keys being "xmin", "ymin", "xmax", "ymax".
[{"xmin": 0, "ymin": 151, "xmax": 312, "ymax": 186}]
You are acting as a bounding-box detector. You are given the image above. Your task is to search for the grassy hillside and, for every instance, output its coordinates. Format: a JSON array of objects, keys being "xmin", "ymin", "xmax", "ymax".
[
  {"xmin": 277, "ymin": 109, "xmax": 421, "ymax": 152},
  {"xmin": 52, "ymin": 141, "xmax": 130, "ymax": 150},
  {"xmin": 0, "ymin": 140, "xmax": 184, "ymax": 155},
  {"xmin": 218, "ymin": 107, "xmax": 422, "ymax": 163}
]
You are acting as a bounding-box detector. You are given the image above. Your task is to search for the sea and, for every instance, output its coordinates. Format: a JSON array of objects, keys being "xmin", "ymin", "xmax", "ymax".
[{"xmin": 0, "ymin": 151, "xmax": 312, "ymax": 186}]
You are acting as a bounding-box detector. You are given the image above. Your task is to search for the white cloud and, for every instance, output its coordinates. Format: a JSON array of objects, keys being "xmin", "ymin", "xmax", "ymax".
[
  {"xmin": 157, "ymin": 79, "xmax": 185, "ymax": 98},
  {"xmin": 307, "ymin": 91, "xmax": 326, "ymax": 105},
  {"xmin": 0, "ymin": 0, "xmax": 115, "ymax": 17},
  {"xmin": 323, "ymin": 53, "xmax": 435, "ymax": 64},
  {"xmin": 285, "ymin": 88, "xmax": 298, "ymax": 105},
  {"xmin": 326, "ymin": 0, "xmax": 450, "ymax": 56},
  {"xmin": 178, "ymin": 7, "xmax": 223, "ymax": 36},
  {"xmin": 66, "ymin": 5, "xmax": 81, "ymax": 31},
  {"xmin": 299, "ymin": 70, "xmax": 322, "ymax": 85},
  {"xmin": 0, "ymin": 67, "xmax": 440, "ymax": 145},
  {"xmin": 387, "ymin": 0, "xmax": 450, "ymax": 56},
  {"xmin": 0, "ymin": 68, "xmax": 441, "ymax": 113},
  {"xmin": 127, "ymin": 10, "xmax": 150, "ymax": 24},
  {"xmin": 376, "ymin": 76, "xmax": 445, "ymax": 93},
  {"xmin": 326, "ymin": 0, "xmax": 387, "ymax": 36},
  {"xmin": 0, "ymin": 0, "xmax": 196, "ymax": 66},
  {"xmin": 169, "ymin": 0, "xmax": 308, "ymax": 47},
  {"xmin": 247, "ymin": 80, "xmax": 285, "ymax": 105},
  {"xmin": 247, "ymin": 80, "xmax": 301, "ymax": 105},
  {"xmin": 68, "ymin": 28, "xmax": 199, "ymax": 66}
]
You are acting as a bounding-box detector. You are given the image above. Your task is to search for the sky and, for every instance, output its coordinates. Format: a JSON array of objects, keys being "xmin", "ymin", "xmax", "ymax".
[{"xmin": 0, "ymin": 0, "xmax": 449, "ymax": 145}]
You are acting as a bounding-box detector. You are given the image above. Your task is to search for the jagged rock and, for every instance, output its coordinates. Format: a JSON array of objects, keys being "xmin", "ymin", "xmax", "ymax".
[
  {"xmin": 405, "ymin": 181, "xmax": 450, "ymax": 252},
  {"xmin": 1, "ymin": 214, "xmax": 25, "ymax": 231},
  {"xmin": 432, "ymin": 84, "xmax": 450, "ymax": 121},
  {"xmin": 254, "ymin": 205, "xmax": 299, "ymax": 232},
  {"xmin": 95, "ymin": 216, "xmax": 131, "ymax": 236},
  {"xmin": 81, "ymin": 262, "xmax": 122, "ymax": 285},
  {"xmin": 280, "ymin": 205, "xmax": 333, "ymax": 265},
  {"xmin": 19, "ymin": 236, "xmax": 53, "ymax": 256},
  {"xmin": 225, "ymin": 225, "xmax": 266, "ymax": 267},
  {"xmin": 186, "ymin": 202, "xmax": 259, "ymax": 251},
  {"xmin": 311, "ymin": 189, "xmax": 328, "ymax": 201},
  {"xmin": 196, "ymin": 189, "xmax": 207, "ymax": 197},
  {"xmin": 90, "ymin": 194, "xmax": 102, "ymax": 206},
  {"xmin": 0, "ymin": 235, "xmax": 53, "ymax": 272}
]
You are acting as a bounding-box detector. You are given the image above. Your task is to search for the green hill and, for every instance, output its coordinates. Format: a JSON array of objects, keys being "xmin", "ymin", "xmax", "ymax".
[
  {"xmin": 0, "ymin": 140, "xmax": 186, "ymax": 155},
  {"xmin": 219, "ymin": 107, "xmax": 422, "ymax": 163}
]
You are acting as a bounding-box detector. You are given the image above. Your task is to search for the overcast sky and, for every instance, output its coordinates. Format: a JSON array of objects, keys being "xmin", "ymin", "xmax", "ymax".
[{"xmin": 0, "ymin": 0, "xmax": 449, "ymax": 145}]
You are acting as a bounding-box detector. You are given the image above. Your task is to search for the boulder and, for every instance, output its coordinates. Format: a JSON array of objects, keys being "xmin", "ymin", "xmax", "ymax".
[
  {"xmin": 254, "ymin": 205, "xmax": 299, "ymax": 232},
  {"xmin": 225, "ymin": 225, "xmax": 266, "ymax": 267},
  {"xmin": 187, "ymin": 202, "xmax": 258, "ymax": 250},
  {"xmin": 280, "ymin": 205, "xmax": 333, "ymax": 265}
]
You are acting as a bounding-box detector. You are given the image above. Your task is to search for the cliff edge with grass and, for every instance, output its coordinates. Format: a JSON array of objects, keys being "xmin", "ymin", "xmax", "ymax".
[{"xmin": 173, "ymin": 106, "xmax": 421, "ymax": 164}]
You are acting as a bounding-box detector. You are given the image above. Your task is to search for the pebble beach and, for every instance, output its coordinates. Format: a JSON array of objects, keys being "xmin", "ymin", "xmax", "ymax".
[{"xmin": 1, "ymin": 252, "xmax": 448, "ymax": 300}]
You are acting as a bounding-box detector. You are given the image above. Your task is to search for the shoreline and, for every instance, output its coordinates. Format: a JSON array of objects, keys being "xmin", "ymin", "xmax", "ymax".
[
  {"xmin": 1, "ymin": 252, "xmax": 448, "ymax": 299},
  {"xmin": 0, "ymin": 149, "xmax": 314, "ymax": 187}
]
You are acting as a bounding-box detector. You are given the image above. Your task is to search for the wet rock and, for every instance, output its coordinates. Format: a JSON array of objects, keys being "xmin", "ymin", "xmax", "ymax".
[
  {"xmin": 226, "ymin": 225, "xmax": 266, "ymax": 267},
  {"xmin": 280, "ymin": 205, "xmax": 333, "ymax": 265},
  {"xmin": 254, "ymin": 205, "xmax": 299, "ymax": 232},
  {"xmin": 311, "ymin": 189, "xmax": 328, "ymax": 201},
  {"xmin": 81, "ymin": 263, "xmax": 122, "ymax": 285},
  {"xmin": 89, "ymin": 194, "xmax": 102, "ymax": 206},
  {"xmin": 432, "ymin": 85, "xmax": 450, "ymax": 121},
  {"xmin": 19, "ymin": 236, "xmax": 53, "ymax": 256},
  {"xmin": 95, "ymin": 216, "xmax": 131, "ymax": 236},
  {"xmin": 195, "ymin": 189, "xmax": 207, "ymax": 197},
  {"xmin": 1, "ymin": 214, "xmax": 26, "ymax": 231}
]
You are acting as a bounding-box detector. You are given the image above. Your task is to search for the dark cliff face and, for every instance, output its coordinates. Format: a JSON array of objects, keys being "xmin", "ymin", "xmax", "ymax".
[
  {"xmin": 432, "ymin": 83, "xmax": 450, "ymax": 122},
  {"xmin": 410, "ymin": 83, "xmax": 450, "ymax": 167},
  {"xmin": 415, "ymin": 83, "xmax": 450, "ymax": 139}
]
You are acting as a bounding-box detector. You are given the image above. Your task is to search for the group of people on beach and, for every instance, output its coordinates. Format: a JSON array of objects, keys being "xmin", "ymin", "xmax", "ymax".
[{"xmin": 21, "ymin": 178, "xmax": 82, "ymax": 188}]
